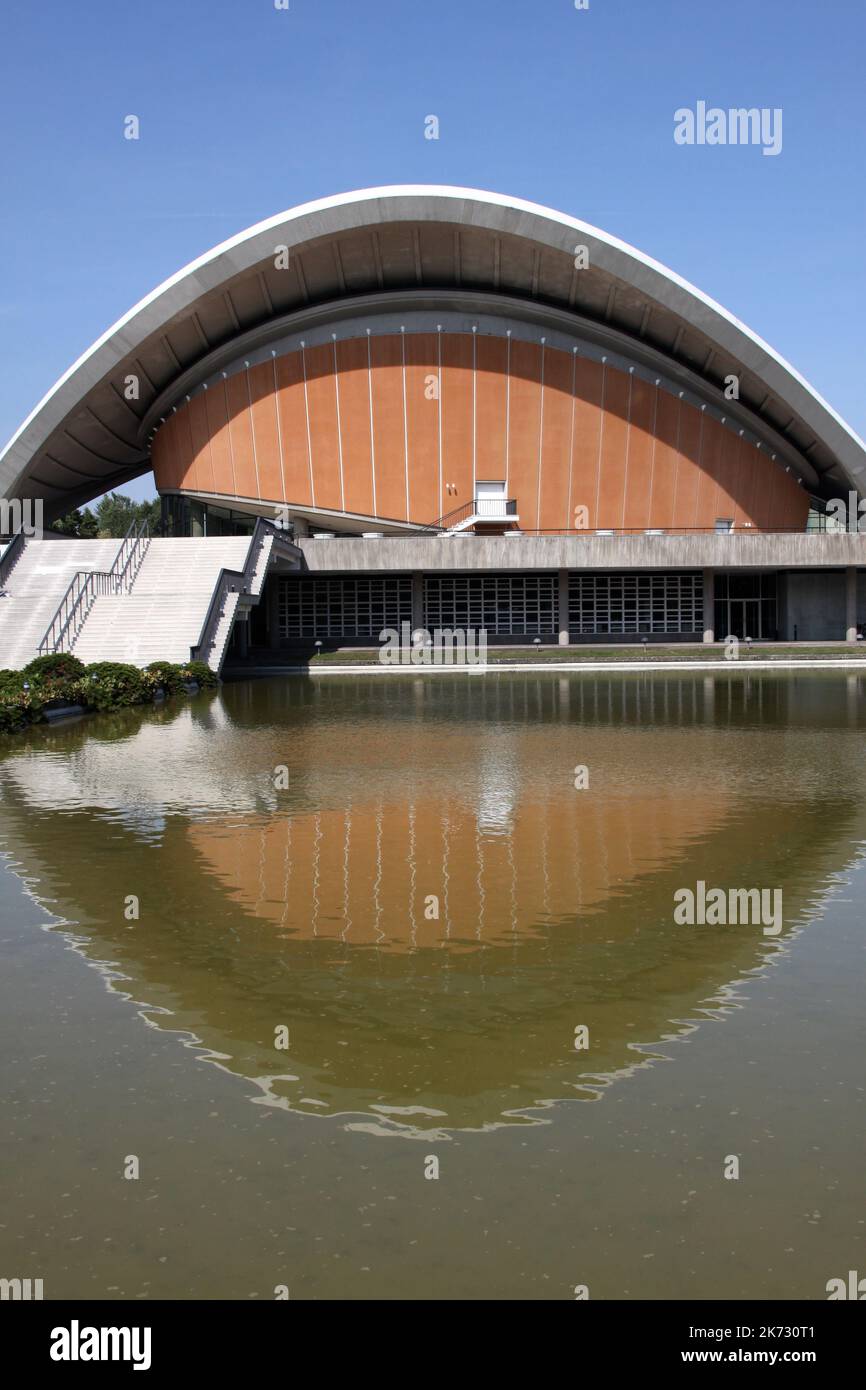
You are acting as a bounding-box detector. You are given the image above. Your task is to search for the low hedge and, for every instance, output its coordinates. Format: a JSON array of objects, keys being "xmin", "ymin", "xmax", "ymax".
[
  {"xmin": 23, "ymin": 653, "xmax": 86, "ymax": 683},
  {"xmin": 143, "ymin": 660, "xmax": 185, "ymax": 695},
  {"xmin": 179, "ymin": 660, "xmax": 218, "ymax": 688},
  {"xmin": 0, "ymin": 657, "xmax": 218, "ymax": 735}
]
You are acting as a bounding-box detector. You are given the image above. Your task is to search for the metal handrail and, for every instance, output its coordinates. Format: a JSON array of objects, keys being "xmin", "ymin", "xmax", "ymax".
[
  {"xmin": 421, "ymin": 498, "xmax": 518, "ymax": 532},
  {"xmin": 190, "ymin": 518, "xmax": 295, "ymax": 667},
  {"xmin": 0, "ymin": 529, "xmax": 25, "ymax": 587},
  {"xmin": 115, "ymin": 520, "xmax": 149, "ymax": 590},
  {"xmin": 312, "ymin": 523, "xmax": 839, "ymax": 540},
  {"xmin": 37, "ymin": 519, "xmax": 151, "ymax": 655}
]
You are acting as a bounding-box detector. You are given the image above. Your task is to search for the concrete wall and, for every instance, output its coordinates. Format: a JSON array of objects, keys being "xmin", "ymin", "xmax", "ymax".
[
  {"xmin": 781, "ymin": 571, "xmax": 846, "ymax": 641},
  {"xmin": 295, "ymin": 532, "xmax": 866, "ymax": 574}
]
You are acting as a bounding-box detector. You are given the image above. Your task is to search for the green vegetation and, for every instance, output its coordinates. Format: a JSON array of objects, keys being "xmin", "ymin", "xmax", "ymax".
[
  {"xmin": 51, "ymin": 493, "xmax": 161, "ymax": 540},
  {"xmin": 144, "ymin": 660, "xmax": 185, "ymax": 694},
  {"xmin": 0, "ymin": 657, "xmax": 217, "ymax": 736},
  {"xmin": 179, "ymin": 660, "xmax": 219, "ymax": 688}
]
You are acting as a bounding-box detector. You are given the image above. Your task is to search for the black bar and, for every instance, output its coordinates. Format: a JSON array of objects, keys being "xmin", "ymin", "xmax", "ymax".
[{"xmin": 3, "ymin": 1297, "xmax": 860, "ymax": 1374}]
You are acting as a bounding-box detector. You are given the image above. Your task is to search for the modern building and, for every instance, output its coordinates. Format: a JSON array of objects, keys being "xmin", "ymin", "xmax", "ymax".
[{"xmin": 2, "ymin": 185, "xmax": 866, "ymax": 665}]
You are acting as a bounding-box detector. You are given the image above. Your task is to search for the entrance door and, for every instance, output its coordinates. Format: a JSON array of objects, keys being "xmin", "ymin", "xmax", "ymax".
[
  {"xmin": 475, "ymin": 480, "xmax": 506, "ymax": 518},
  {"xmin": 728, "ymin": 599, "xmax": 761, "ymax": 639}
]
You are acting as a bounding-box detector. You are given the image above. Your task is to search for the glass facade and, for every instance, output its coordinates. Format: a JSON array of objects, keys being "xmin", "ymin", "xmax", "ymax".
[
  {"xmin": 161, "ymin": 495, "xmax": 256, "ymax": 537},
  {"xmin": 425, "ymin": 575, "xmax": 558, "ymax": 637},
  {"xmin": 279, "ymin": 577, "xmax": 411, "ymax": 639},
  {"xmin": 713, "ymin": 572, "xmax": 777, "ymax": 640},
  {"xmin": 568, "ymin": 572, "xmax": 703, "ymax": 636}
]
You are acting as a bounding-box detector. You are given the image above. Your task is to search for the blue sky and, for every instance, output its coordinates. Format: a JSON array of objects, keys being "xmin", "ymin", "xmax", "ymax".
[{"xmin": 1, "ymin": 0, "xmax": 863, "ymax": 503}]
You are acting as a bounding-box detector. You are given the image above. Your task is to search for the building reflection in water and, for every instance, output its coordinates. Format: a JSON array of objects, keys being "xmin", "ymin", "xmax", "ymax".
[{"xmin": 1, "ymin": 671, "xmax": 864, "ymax": 1132}]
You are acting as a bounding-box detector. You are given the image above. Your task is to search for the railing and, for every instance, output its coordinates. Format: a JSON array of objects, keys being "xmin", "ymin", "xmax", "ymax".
[
  {"xmin": 38, "ymin": 520, "xmax": 150, "ymax": 655},
  {"xmin": 0, "ymin": 529, "xmax": 25, "ymax": 587},
  {"xmin": 190, "ymin": 518, "xmax": 299, "ymax": 670},
  {"xmin": 115, "ymin": 520, "xmax": 150, "ymax": 591},
  {"xmin": 475, "ymin": 497, "xmax": 518, "ymax": 519},
  {"xmin": 317, "ymin": 523, "xmax": 845, "ymax": 541},
  {"xmin": 422, "ymin": 498, "xmax": 518, "ymax": 531}
]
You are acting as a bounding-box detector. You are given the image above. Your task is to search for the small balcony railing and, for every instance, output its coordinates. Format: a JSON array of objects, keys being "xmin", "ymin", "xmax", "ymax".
[
  {"xmin": 473, "ymin": 496, "xmax": 518, "ymax": 519},
  {"xmin": 423, "ymin": 497, "xmax": 518, "ymax": 531}
]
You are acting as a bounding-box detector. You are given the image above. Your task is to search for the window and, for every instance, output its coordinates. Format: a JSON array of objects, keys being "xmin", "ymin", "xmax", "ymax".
[
  {"xmin": 279, "ymin": 577, "xmax": 411, "ymax": 638},
  {"xmin": 568, "ymin": 573, "xmax": 703, "ymax": 635},
  {"xmin": 425, "ymin": 574, "xmax": 557, "ymax": 635}
]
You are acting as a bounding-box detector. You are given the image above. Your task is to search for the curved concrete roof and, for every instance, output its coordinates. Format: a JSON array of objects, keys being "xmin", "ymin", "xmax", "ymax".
[{"xmin": 3, "ymin": 184, "xmax": 865, "ymax": 520}]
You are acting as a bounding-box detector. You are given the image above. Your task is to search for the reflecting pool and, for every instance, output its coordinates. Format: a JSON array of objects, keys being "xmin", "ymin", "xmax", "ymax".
[{"xmin": 1, "ymin": 672, "xmax": 864, "ymax": 1299}]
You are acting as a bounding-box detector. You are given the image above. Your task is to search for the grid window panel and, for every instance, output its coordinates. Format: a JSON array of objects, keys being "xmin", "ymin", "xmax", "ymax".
[
  {"xmin": 568, "ymin": 572, "xmax": 703, "ymax": 635},
  {"xmin": 279, "ymin": 577, "xmax": 412, "ymax": 638},
  {"xmin": 425, "ymin": 574, "xmax": 558, "ymax": 636}
]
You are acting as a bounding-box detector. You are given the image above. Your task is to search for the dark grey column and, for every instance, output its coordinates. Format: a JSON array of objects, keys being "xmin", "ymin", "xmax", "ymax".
[{"xmin": 846, "ymin": 566, "xmax": 858, "ymax": 642}]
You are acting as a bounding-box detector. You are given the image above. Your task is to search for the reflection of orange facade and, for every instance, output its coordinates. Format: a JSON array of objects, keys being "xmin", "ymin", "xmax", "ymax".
[
  {"xmin": 152, "ymin": 333, "xmax": 809, "ymax": 532},
  {"xmin": 188, "ymin": 788, "xmax": 729, "ymax": 952}
]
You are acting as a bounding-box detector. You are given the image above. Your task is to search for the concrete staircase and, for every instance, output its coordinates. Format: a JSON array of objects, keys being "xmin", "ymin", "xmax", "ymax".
[
  {"xmin": 73, "ymin": 538, "xmax": 252, "ymax": 667},
  {"xmin": 0, "ymin": 527, "xmax": 300, "ymax": 674},
  {"xmin": 0, "ymin": 538, "xmax": 121, "ymax": 670}
]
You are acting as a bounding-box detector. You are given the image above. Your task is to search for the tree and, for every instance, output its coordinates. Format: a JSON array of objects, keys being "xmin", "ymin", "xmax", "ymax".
[
  {"xmin": 52, "ymin": 493, "xmax": 162, "ymax": 539},
  {"xmin": 51, "ymin": 508, "xmax": 99, "ymax": 538}
]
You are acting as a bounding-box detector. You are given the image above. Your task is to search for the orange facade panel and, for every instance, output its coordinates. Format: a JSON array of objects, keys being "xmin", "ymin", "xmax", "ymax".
[
  {"xmin": 152, "ymin": 332, "xmax": 811, "ymax": 534},
  {"xmin": 440, "ymin": 334, "xmax": 474, "ymax": 517},
  {"xmin": 538, "ymin": 345, "xmax": 573, "ymax": 531},
  {"xmin": 304, "ymin": 345, "xmax": 342, "ymax": 512},
  {"xmin": 596, "ymin": 365, "xmax": 629, "ymax": 530},
  {"xmin": 370, "ymin": 335, "xmax": 408, "ymax": 522},
  {"xmin": 335, "ymin": 338, "xmax": 375, "ymax": 518},
  {"xmin": 622, "ymin": 375, "xmax": 655, "ymax": 530},
  {"xmin": 650, "ymin": 386, "xmax": 680, "ymax": 528},
  {"xmin": 225, "ymin": 370, "xmax": 257, "ymax": 500},
  {"xmin": 474, "ymin": 335, "xmax": 508, "ymax": 493},
  {"xmin": 671, "ymin": 399, "xmax": 702, "ymax": 529},
  {"xmin": 152, "ymin": 410, "xmax": 180, "ymax": 493},
  {"xmin": 248, "ymin": 362, "xmax": 283, "ymax": 506},
  {"xmin": 204, "ymin": 380, "xmax": 236, "ymax": 496},
  {"xmin": 569, "ymin": 355, "xmax": 603, "ymax": 529},
  {"xmin": 693, "ymin": 407, "xmax": 721, "ymax": 528},
  {"xmin": 404, "ymin": 333, "xmax": 440, "ymax": 525},
  {"xmin": 275, "ymin": 351, "xmax": 313, "ymax": 507},
  {"xmin": 507, "ymin": 339, "xmax": 542, "ymax": 529},
  {"xmin": 187, "ymin": 390, "xmax": 215, "ymax": 495}
]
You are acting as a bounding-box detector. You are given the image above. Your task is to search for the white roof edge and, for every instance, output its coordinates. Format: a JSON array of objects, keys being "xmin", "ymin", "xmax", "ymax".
[{"xmin": 2, "ymin": 184, "xmax": 864, "ymax": 492}]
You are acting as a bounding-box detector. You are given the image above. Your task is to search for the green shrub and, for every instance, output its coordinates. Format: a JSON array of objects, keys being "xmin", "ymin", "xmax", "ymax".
[
  {"xmin": 179, "ymin": 660, "xmax": 218, "ymax": 688},
  {"xmin": 0, "ymin": 652, "xmax": 214, "ymax": 736},
  {"xmin": 23, "ymin": 653, "xmax": 86, "ymax": 683},
  {"xmin": 0, "ymin": 702, "xmax": 29, "ymax": 733},
  {"xmin": 81, "ymin": 661, "xmax": 148, "ymax": 711},
  {"xmin": 0, "ymin": 670, "xmax": 47, "ymax": 732},
  {"xmin": 142, "ymin": 660, "xmax": 184, "ymax": 695}
]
